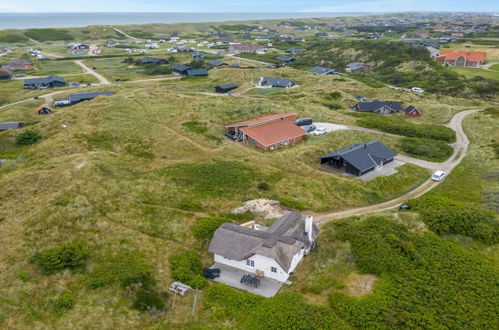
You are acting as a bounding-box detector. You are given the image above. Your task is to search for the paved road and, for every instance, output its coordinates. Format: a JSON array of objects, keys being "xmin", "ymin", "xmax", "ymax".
[
  {"xmin": 314, "ymin": 109, "xmax": 478, "ymax": 224},
  {"xmin": 73, "ymin": 60, "xmax": 111, "ymax": 85}
]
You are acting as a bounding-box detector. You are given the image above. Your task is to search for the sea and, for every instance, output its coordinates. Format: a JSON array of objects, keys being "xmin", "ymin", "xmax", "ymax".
[{"xmin": 0, "ymin": 12, "xmax": 370, "ymax": 30}]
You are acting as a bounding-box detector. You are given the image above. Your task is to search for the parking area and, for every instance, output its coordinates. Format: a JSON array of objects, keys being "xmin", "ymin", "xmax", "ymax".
[{"xmin": 210, "ymin": 262, "xmax": 283, "ymax": 297}]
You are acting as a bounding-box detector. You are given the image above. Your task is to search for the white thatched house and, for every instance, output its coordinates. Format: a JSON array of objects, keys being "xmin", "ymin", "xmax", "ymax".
[{"xmin": 208, "ymin": 212, "xmax": 319, "ymax": 283}]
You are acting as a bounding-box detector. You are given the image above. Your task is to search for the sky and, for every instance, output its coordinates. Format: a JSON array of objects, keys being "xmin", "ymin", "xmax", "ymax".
[{"xmin": 0, "ymin": 0, "xmax": 497, "ymax": 13}]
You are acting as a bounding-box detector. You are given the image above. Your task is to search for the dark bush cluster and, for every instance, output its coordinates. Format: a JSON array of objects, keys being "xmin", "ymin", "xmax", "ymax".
[
  {"xmin": 357, "ymin": 116, "xmax": 456, "ymax": 142},
  {"xmin": 30, "ymin": 242, "xmax": 89, "ymax": 274},
  {"xmin": 16, "ymin": 130, "xmax": 41, "ymax": 146},
  {"xmin": 192, "ymin": 216, "xmax": 228, "ymax": 240},
  {"xmin": 169, "ymin": 250, "xmax": 206, "ymax": 289},
  {"xmin": 408, "ymin": 195, "xmax": 499, "ymax": 244},
  {"xmin": 398, "ymin": 137, "xmax": 453, "ymax": 161}
]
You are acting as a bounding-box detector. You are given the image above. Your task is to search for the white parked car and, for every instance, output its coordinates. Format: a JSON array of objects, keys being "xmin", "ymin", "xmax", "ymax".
[
  {"xmin": 411, "ymin": 87, "xmax": 425, "ymax": 93},
  {"xmin": 431, "ymin": 170, "xmax": 446, "ymax": 182},
  {"xmin": 310, "ymin": 127, "xmax": 328, "ymax": 136}
]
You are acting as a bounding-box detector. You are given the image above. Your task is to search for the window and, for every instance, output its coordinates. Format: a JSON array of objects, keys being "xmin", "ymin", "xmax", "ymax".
[
  {"xmin": 271, "ymin": 267, "xmax": 277, "ymax": 273},
  {"xmin": 246, "ymin": 260, "xmax": 255, "ymax": 267}
]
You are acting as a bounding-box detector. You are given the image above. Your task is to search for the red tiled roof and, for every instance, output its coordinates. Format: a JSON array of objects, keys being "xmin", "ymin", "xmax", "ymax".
[
  {"xmin": 226, "ymin": 112, "xmax": 296, "ymax": 128},
  {"xmin": 440, "ymin": 50, "xmax": 487, "ymax": 62},
  {"xmin": 36, "ymin": 104, "xmax": 52, "ymax": 111},
  {"xmin": 240, "ymin": 119, "xmax": 307, "ymax": 146}
]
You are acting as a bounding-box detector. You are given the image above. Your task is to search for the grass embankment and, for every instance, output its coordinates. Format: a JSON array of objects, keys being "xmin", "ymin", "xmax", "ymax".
[{"xmin": 0, "ymin": 66, "xmax": 492, "ymax": 328}]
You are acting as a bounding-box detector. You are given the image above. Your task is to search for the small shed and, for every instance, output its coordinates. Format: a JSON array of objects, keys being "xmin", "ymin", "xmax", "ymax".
[
  {"xmin": 36, "ymin": 104, "xmax": 52, "ymax": 115},
  {"xmin": 215, "ymin": 83, "xmax": 238, "ymax": 93},
  {"xmin": 404, "ymin": 105, "xmax": 422, "ymax": 117}
]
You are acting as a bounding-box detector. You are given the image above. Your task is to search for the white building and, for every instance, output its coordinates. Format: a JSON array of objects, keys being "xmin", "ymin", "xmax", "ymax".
[{"xmin": 208, "ymin": 212, "xmax": 319, "ymax": 283}]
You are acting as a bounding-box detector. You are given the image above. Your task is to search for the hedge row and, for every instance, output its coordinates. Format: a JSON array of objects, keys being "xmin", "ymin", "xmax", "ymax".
[
  {"xmin": 357, "ymin": 116, "xmax": 456, "ymax": 142},
  {"xmin": 398, "ymin": 137, "xmax": 453, "ymax": 162}
]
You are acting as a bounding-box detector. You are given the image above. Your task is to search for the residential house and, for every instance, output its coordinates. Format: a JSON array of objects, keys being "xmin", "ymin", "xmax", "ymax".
[
  {"xmin": 215, "ymin": 83, "xmax": 238, "ymax": 93},
  {"xmin": 257, "ymin": 77, "xmax": 296, "ymax": 89},
  {"xmin": 285, "ymin": 48, "xmax": 304, "ymax": 54},
  {"xmin": 346, "ymin": 62, "xmax": 372, "ymax": 73},
  {"xmin": 307, "ymin": 66, "xmax": 335, "ymax": 75},
  {"xmin": 320, "ymin": 141, "xmax": 397, "ymax": 176},
  {"xmin": 23, "ymin": 75, "xmax": 66, "ymax": 89},
  {"xmin": 186, "ymin": 68, "xmax": 208, "ymax": 77},
  {"xmin": 275, "ymin": 55, "xmax": 295, "ymax": 63},
  {"xmin": 209, "ymin": 212, "xmax": 319, "ymax": 283},
  {"xmin": 435, "ymin": 50, "xmax": 487, "ymax": 67},
  {"xmin": 53, "ymin": 92, "xmax": 112, "ymax": 107},
  {"xmin": 225, "ymin": 112, "xmax": 307, "ymax": 151},
  {"xmin": 105, "ymin": 40, "xmax": 120, "ymax": 47},
  {"xmin": 0, "ymin": 122, "xmax": 24, "ymax": 131},
  {"xmin": 136, "ymin": 57, "xmax": 168, "ymax": 65},
  {"xmin": 353, "ymin": 101, "xmax": 403, "ymax": 114},
  {"xmin": 315, "ymin": 31, "xmax": 328, "ymax": 37},
  {"xmin": 172, "ymin": 64, "xmax": 191, "ymax": 75},
  {"xmin": 403, "ymin": 105, "xmax": 422, "ymax": 117},
  {"xmin": 192, "ymin": 52, "xmax": 205, "ymax": 59},
  {"xmin": 7, "ymin": 59, "xmax": 34, "ymax": 70},
  {"xmin": 208, "ymin": 60, "xmax": 227, "ymax": 67},
  {"xmin": 0, "ymin": 46, "xmax": 12, "ymax": 52},
  {"xmin": 36, "ymin": 104, "xmax": 52, "ymax": 115},
  {"xmin": 426, "ymin": 46, "xmax": 440, "ymax": 58},
  {"xmin": 228, "ymin": 43, "xmax": 264, "ymax": 54},
  {"xmin": 66, "ymin": 43, "xmax": 89, "ymax": 50},
  {"xmin": 0, "ymin": 66, "xmax": 13, "ymax": 80}
]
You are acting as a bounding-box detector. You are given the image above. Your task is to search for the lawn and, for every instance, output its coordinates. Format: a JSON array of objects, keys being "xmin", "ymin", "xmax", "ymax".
[
  {"xmin": 449, "ymin": 66, "xmax": 499, "ymax": 81},
  {"xmin": 82, "ymin": 57, "xmax": 176, "ymax": 81}
]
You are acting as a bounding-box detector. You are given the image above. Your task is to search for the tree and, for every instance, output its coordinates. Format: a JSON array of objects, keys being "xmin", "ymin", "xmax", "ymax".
[{"xmin": 16, "ymin": 130, "xmax": 41, "ymax": 145}]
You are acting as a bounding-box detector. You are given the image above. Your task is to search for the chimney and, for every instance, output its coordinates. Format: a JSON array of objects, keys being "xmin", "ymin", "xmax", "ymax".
[{"xmin": 305, "ymin": 216, "xmax": 314, "ymax": 242}]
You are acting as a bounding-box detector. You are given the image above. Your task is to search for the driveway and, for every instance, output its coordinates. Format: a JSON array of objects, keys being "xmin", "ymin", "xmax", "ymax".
[{"xmin": 73, "ymin": 60, "xmax": 111, "ymax": 85}]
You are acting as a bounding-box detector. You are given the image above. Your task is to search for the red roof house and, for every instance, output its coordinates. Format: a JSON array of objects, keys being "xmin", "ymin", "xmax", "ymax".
[
  {"xmin": 435, "ymin": 50, "xmax": 487, "ymax": 67},
  {"xmin": 226, "ymin": 113, "xmax": 307, "ymax": 151}
]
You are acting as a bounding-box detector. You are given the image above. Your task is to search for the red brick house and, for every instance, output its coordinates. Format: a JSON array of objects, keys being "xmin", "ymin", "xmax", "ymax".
[
  {"xmin": 435, "ymin": 50, "xmax": 486, "ymax": 67},
  {"xmin": 226, "ymin": 113, "xmax": 307, "ymax": 151}
]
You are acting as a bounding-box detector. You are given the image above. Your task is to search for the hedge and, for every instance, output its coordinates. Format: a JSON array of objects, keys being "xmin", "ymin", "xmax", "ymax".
[
  {"xmin": 169, "ymin": 250, "xmax": 206, "ymax": 289},
  {"xmin": 398, "ymin": 137, "xmax": 453, "ymax": 162},
  {"xmin": 30, "ymin": 242, "xmax": 89, "ymax": 274},
  {"xmin": 356, "ymin": 116, "xmax": 456, "ymax": 142},
  {"xmin": 408, "ymin": 194, "xmax": 499, "ymax": 244}
]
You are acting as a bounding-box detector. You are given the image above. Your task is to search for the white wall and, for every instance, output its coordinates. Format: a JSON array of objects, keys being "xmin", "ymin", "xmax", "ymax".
[{"xmin": 214, "ymin": 252, "xmax": 304, "ymax": 283}]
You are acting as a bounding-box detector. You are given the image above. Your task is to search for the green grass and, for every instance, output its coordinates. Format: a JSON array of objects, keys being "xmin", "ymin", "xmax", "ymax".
[
  {"xmin": 25, "ymin": 29, "xmax": 74, "ymax": 41},
  {"xmin": 489, "ymin": 64, "xmax": 499, "ymax": 72},
  {"xmin": 449, "ymin": 66, "xmax": 499, "ymax": 81}
]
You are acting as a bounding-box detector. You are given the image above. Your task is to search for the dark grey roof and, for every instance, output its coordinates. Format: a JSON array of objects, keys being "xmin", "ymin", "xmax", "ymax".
[
  {"xmin": 24, "ymin": 75, "xmax": 66, "ymax": 85},
  {"xmin": 186, "ymin": 68, "xmax": 208, "ymax": 76},
  {"xmin": 209, "ymin": 212, "xmax": 319, "ymax": 272},
  {"xmin": 68, "ymin": 91, "xmax": 113, "ymax": 103},
  {"xmin": 307, "ymin": 66, "xmax": 334, "ymax": 75},
  {"xmin": 355, "ymin": 101, "xmax": 403, "ymax": 112},
  {"xmin": 172, "ymin": 64, "xmax": 191, "ymax": 71},
  {"xmin": 260, "ymin": 77, "xmax": 295, "ymax": 88},
  {"xmin": 0, "ymin": 122, "xmax": 23, "ymax": 130},
  {"xmin": 404, "ymin": 105, "xmax": 420, "ymax": 113},
  {"xmin": 216, "ymin": 83, "xmax": 238, "ymax": 90},
  {"xmin": 320, "ymin": 141, "xmax": 397, "ymax": 173},
  {"xmin": 286, "ymin": 48, "xmax": 304, "ymax": 53},
  {"xmin": 137, "ymin": 57, "xmax": 167, "ymax": 64},
  {"xmin": 208, "ymin": 60, "xmax": 225, "ymax": 66}
]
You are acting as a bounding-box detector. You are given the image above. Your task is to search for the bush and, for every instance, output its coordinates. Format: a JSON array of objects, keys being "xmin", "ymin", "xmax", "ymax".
[
  {"xmin": 408, "ymin": 195, "xmax": 499, "ymax": 244},
  {"xmin": 257, "ymin": 182, "xmax": 270, "ymax": 191},
  {"xmin": 132, "ymin": 288, "xmax": 166, "ymax": 312},
  {"xmin": 52, "ymin": 292, "xmax": 75, "ymax": 312},
  {"xmin": 30, "ymin": 242, "xmax": 89, "ymax": 274},
  {"xmin": 278, "ymin": 197, "xmax": 308, "ymax": 210},
  {"xmin": 16, "ymin": 130, "xmax": 41, "ymax": 145},
  {"xmin": 169, "ymin": 250, "xmax": 206, "ymax": 289},
  {"xmin": 398, "ymin": 137, "xmax": 453, "ymax": 161},
  {"xmin": 25, "ymin": 29, "xmax": 73, "ymax": 41},
  {"xmin": 87, "ymin": 252, "xmax": 155, "ymax": 289},
  {"xmin": 205, "ymin": 284, "xmax": 348, "ymax": 329},
  {"xmin": 192, "ymin": 217, "xmax": 228, "ymax": 240},
  {"xmin": 142, "ymin": 64, "xmax": 172, "ymax": 75},
  {"xmin": 332, "ymin": 216, "xmax": 499, "ymax": 328},
  {"xmin": 357, "ymin": 116, "xmax": 456, "ymax": 142}
]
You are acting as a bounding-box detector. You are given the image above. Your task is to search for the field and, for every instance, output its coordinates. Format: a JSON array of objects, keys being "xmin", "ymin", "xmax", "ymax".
[
  {"xmin": 449, "ymin": 66, "xmax": 499, "ymax": 81},
  {"xmin": 0, "ymin": 14, "xmax": 498, "ymax": 329}
]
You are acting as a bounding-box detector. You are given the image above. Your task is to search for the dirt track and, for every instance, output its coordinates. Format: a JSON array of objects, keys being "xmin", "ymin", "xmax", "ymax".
[{"xmin": 314, "ymin": 109, "xmax": 478, "ymax": 224}]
